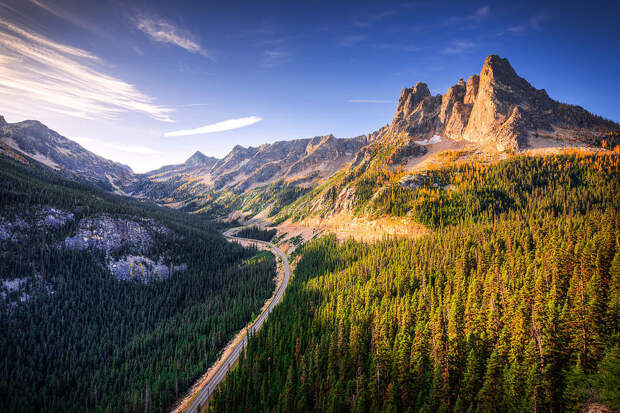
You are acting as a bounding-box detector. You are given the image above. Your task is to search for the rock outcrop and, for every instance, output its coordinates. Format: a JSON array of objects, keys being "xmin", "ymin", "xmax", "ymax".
[{"xmin": 387, "ymin": 54, "xmax": 619, "ymax": 151}]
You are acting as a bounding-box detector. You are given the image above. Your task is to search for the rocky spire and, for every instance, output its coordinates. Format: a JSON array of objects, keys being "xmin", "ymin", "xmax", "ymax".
[
  {"xmin": 462, "ymin": 55, "xmax": 532, "ymax": 147},
  {"xmin": 394, "ymin": 82, "xmax": 431, "ymax": 120},
  {"xmin": 384, "ymin": 54, "xmax": 619, "ymax": 151},
  {"xmin": 464, "ymin": 75, "xmax": 479, "ymax": 105},
  {"xmin": 479, "ymin": 54, "xmax": 520, "ymax": 84}
]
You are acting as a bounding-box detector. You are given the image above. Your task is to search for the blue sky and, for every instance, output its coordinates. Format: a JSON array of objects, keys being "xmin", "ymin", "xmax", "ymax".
[{"xmin": 0, "ymin": 0, "xmax": 618, "ymax": 172}]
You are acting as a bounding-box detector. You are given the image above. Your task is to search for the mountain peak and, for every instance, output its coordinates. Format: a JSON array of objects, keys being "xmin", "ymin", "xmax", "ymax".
[
  {"xmin": 185, "ymin": 150, "xmax": 216, "ymax": 166},
  {"xmin": 411, "ymin": 82, "xmax": 431, "ymax": 99},
  {"xmin": 386, "ymin": 54, "xmax": 618, "ymax": 152},
  {"xmin": 464, "ymin": 75, "xmax": 480, "ymax": 104},
  {"xmin": 395, "ymin": 82, "xmax": 431, "ymax": 121},
  {"xmin": 480, "ymin": 54, "xmax": 521, "ymax": 85},
  {"xmin": 186, "ymin": 150, "xmax": 206, "ymax": 162},
  {"xmin": 0, "ymin": 115, "xmax": 6, "ymax": 127}
]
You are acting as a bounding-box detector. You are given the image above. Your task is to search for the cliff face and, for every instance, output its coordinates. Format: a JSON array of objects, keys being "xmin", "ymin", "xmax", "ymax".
[{"xmin": 388, "ymin": 54, "xmax": 618, "ymax": 151}]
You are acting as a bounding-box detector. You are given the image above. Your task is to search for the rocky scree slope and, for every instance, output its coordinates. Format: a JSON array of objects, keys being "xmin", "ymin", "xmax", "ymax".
[{"xmin": 0, "ymin": 116, "xmax": 135, "ymax": 191}]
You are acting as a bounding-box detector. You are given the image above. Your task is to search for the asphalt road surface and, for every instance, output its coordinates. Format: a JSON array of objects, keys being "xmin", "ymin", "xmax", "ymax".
[{"xmin": 183, "ymin": 235, "xmax": 291, "ymax": 413}]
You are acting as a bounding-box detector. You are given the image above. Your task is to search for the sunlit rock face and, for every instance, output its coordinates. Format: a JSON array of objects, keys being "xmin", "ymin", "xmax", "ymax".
[{"xmin": 387, "ymin": 54, "xmax": 619, "ymax": 151}]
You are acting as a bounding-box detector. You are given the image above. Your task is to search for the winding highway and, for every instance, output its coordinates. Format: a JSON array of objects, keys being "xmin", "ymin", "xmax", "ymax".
[{"xmin": 182, "ymin": 233, "xmax": 291, "ymax": 413}]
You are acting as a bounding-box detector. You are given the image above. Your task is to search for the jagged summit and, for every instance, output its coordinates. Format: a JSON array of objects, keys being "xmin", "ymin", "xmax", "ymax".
[
  {"xmin": 388, "ymin": 54, "xmax": 619, "ymax": 151},
  {"xmin": 394, "ymin": 82, "xmax": 431, "ymax": 121},
  {"xmin": 480, "ymin": 54, "xmax": 521, "ymax": 83}
]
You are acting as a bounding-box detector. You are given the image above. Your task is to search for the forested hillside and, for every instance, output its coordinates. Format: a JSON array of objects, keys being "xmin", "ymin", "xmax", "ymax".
[
  {"xmin": 0, "ymin": 157, "xmax": 276, "ymax": 412},
  {"xmin": 236, "ymin": 226, "xmax": 277, "ymax": 242},
  {"xmin": 211, "ymin": 152, "xmax": 619, "ymax": 413}
]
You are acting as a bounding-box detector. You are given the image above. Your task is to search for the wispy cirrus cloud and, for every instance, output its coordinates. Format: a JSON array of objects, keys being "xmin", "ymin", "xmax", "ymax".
[
  {"xmin": 0, "ymin": 18, "xmax": 173, "ymax": 122},
  {"xmin": 442, "ymin": 40, "xmax": 476, "ymax": 54},
  {"xmin": 261, "ymin": 49, "xmax": 290, "ymax": 67},
  {"xmin": 29, "ymin": 0, "xmax": 102, "ymax": 34},
  {"xmin": 507, "ymin": 12, "xmax": 547, "ymax": 33},
  {"xmin": 173, "ymin": 103, "xmax": 210, "ymax": 108},
  {"xmin": 164, "ymin": 116, "xmax": 262, "ymax": 137},
  {"xmin": 348, "ymin": 99, "xmax": 395, "ymax": 104},
  {"xmin": 444, "ymin": 6, "xmax": 490, "ymax": 27},
  {"xmin": 372, "ymin": 42, "xmax": 420, "ymax": 52},
  {"xmin": 351, "ymin": 9, "xmax": 396, "ymax": 28},
  {"xmin": 135, "ymin": 14, "xmax": 211, "ymax": 58}
]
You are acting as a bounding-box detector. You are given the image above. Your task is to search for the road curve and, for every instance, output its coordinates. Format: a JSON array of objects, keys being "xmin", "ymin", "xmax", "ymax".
[{"xmin": 182, "ymin": 234, "xmax": 290, "ymax": 413}]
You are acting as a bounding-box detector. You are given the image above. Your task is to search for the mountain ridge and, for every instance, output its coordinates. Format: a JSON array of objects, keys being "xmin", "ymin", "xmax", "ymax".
[
  {"xmin": 0, "ymin": 117, "xmax": 135, "ymax": 192},
  {"xmin": 1, "ymin": 54, "xmax": 618, "ymax": 214}
]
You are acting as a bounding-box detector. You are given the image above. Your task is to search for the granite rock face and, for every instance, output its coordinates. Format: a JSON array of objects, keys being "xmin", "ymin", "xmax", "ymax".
[
  {"xmin": 62, "ymin": 215, "xmax": 170, "ymax": 253},
  {"xmin": 388, "ymin": 54, "xmax": 619, "ymax": 151}
]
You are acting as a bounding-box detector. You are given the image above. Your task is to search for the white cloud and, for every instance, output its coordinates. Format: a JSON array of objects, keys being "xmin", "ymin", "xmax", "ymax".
[
  {"xmin": 135, "ymin": 15, "xmax": 210, "ymax": 58},
  {"xmin": 373, "ymin": 43, "xmax": 420, "ymax": 52},
  {"xmin": 348, "ymin": 99, "xmax": 395, "ymax": 104},
  {"xmin": 0, "ymin": 18, "xmax": 173, "ymax": 122},
  {"xmin": 261, "ymin": 49, "xmax": 289, "ymax": 67},
  {"xmin": 444, "ymin": 5, "xmax": 490, "ymax": 26},
  {"xmin": 164, "ymin": 116, "xmax": 262, "ymax": 137},
  {"xmin": 507, "ymin": 12, "xmax": 547, "ymax": 33},
  {"xmin": 29, "ymin": 0, "xmax": 101, "ymax": 34},
  {"xmin": 442, "ymin": 40, "xmax": 476, "ymax": 54},
  {"xmin": 474, "ymin": 6, "xmax": 490, "ymax": 18},
  {"xmin": 174, "ymin": 103, "xmax": 210, "ymax": 108},
  {"xmin": 351, "ymin": 9, "xmax": 396, "ymax": 28}
]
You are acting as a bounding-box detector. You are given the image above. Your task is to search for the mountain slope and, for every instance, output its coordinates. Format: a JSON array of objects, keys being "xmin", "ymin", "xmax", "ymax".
[
  {"xmin": 0, "ymin": 116, "xmax": 135, "ymax": 191},
  {"xmin": 138, "ymin": 54, "xmax": 618, "ymax": 220},
  {"xmin": 129, "ymin": 134, "xmax": 369, "ymax": 210},
  {"xmin": 210, "ymin": 151, "xmax": 620, "ymax": 413},
  {"xmin": 0, "ymin": 153, "xmax": 276, "ymax": 413}
]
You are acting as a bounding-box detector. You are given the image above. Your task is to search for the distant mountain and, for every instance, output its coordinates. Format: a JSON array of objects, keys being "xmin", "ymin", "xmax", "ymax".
[
  {"xmin": 128, "ymin": 134, "xmax": 369, "ymax": 209},
  {"xmin": 0, "ymin": 116, "xmax": 135, "ymax": 192},
  {"xmin": 206, "ymin": 134, "xmax": 368, "ymax": 191},
  {"xmin": 144, "ymin": 150, "xmax": 218, "ymax": 180}
]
